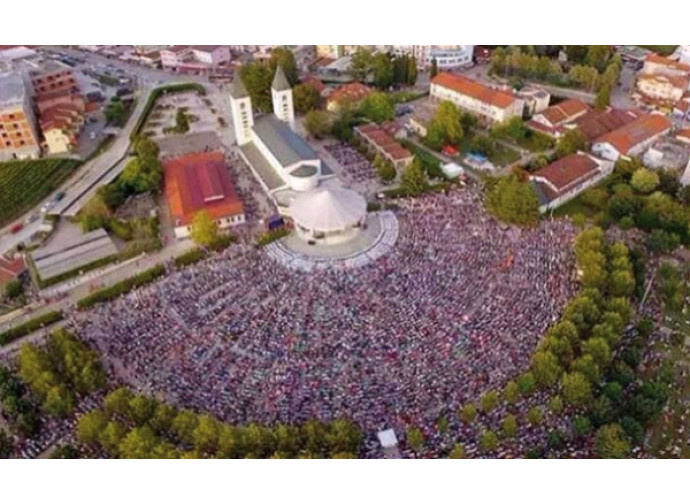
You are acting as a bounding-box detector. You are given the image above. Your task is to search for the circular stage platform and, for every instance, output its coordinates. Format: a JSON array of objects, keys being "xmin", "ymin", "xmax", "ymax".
[{"xmin": 264, "ymin": 211, "xmax": 399, "ymax": 272}]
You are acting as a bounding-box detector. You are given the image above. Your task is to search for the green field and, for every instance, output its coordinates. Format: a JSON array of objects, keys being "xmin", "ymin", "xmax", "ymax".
[{"xmin": 0, "ymin": 158, "xmax": 81, "ymax": 227}]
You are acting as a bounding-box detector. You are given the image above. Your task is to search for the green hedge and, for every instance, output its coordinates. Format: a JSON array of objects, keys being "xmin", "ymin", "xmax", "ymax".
[
  {"xmin": 257, "ymin": 228, "xmax": 290, "ymax": 247},
  {"xmin": 174, "ymin": 248, "xmax": 206, "ymax": 268},
  {"xmin": 131, "ymin": 83, "xmax": 206, "ymax": 140},
  {"xmin": 0, "ymin": 310, "xmax": 64, "ymax": 346},
  {"xmin": 36, "ymin": 254, "xmax": 119, "ymax": 289},
  {"xmin": 77, "ymin": 264, "xmax": 166, "ymax": 310}
]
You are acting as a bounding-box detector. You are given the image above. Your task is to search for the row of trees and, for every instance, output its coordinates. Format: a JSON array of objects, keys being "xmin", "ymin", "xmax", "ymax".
[
  {"xmin": 526, "ymin": 228, "xmax": 669, "ymax": 457},
  {"xmin": 76, "ymin": 387, "xmax": 362, "ymax": 459},
  {"xmin": 579, "ymin": 158, "xmax": 690, "ymax": 253},
  {"xmin": 0, "ymin": 366, "xmax": 41, "ymax": 439},
  {"xmin": 350, "ymin": 48, "xmax": 417, "ymax": 89},
  {"xmin": 18, "ymin": 330, "xmax": 106, "ymax": 416}
]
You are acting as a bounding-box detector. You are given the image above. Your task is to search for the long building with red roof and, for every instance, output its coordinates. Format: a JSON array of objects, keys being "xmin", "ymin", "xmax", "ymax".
[
  {"xmin": 592, "ymin": 113, "xmax": 672, "ymax": 161},
  {"xmin": 430, "ymin": 72, "xmax": 523, "ymax": 123},
  {"xmin": 163, "ymin": 151, "xmax": 245, "ymax": 239}
]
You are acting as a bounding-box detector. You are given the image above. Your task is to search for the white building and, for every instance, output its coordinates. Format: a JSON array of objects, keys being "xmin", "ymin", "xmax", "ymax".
[
  {"xmin": 430, "ymin": 72, "xmax": 523, "ymax": 124},
  {"xmin": 230, "ymin": 67, "xmax": 336, "ymax": 199},
  {"xmin": 389, "ymin": 45, "xmax": 474, "ymax": 70},
  {"xmin": 591, "ymin": 114, "xmax": 673, "ymax": 161},
  {"xmin": 530, "ymin": 153, "xmax": 614, "ymax": 212}
]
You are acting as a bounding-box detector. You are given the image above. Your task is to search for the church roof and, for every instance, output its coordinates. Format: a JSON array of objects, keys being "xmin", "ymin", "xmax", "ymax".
[
  {"xmin": 272, "ymin": 65, "xmax": 291, "ymax": 92},
  {"xmin": 289, "ymin": 187, "xmax": 367, "ymax": 232},
  {"xmin": 253, "ymin": 114, "xmax": 319, "ymax": 167},
  {"xmin": 229, "ymin": 71, "xmax": 249, "ymax": 99}
]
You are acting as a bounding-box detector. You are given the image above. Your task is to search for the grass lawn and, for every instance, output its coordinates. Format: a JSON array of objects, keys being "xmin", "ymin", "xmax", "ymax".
[
  {"xmin": 488, "ymin": 143, "xmax": 521, "ymax": 167},
  {"xmin": 0, "ymin": 158, "xmax": 81, "ymax": 228},
  {"xmin": 638, "ymin": 45, "xmax": 679, "ymax": 56}
]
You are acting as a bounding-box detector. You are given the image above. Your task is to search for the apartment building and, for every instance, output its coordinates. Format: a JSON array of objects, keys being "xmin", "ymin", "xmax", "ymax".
[
  {"xmin": 0, "ymin": 72, "xmax": 40, "ymax": 160},
  {"xmin": 430, "ymin": 73, "xmax": 523, "ymax": 123}
]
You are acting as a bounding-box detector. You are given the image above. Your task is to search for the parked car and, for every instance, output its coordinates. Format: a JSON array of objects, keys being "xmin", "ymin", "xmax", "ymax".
[
  {"xmin": 54, "ymin": 191, "xmax": 66, "ymax": 202},
  {"xmin": 10, "ymin": 222, "xmax": 24, "ymax": 234}
]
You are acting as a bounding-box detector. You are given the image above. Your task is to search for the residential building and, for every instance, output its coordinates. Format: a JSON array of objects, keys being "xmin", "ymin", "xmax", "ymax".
[
  {"xmin": 567, "ymin": 107, "xmax": 643, "ymax": 143},
  {"xmin": 676, "ymin": 129, "xmax": 690, "ymax": 145},
  {"xmin": 642, "ymin": 54, "xmax": 690, "ymax": 79},
  {"xmin": 527, "ymin": 99, "xmax": 590, "ymax": 136},
  {"xmin": 530, "ymin": 153, "xmax": 614, "ymax": 212},
  {"xmin": 29, "ymin": 61, "xmax": 78, "ymax": 99},
  {"xmin": 430, "ymin": 73, "xmax": 523, "ymax": 124},
  {"xmin": 592, "ymin": 114, "xmax": 673, "ymax": 161},
  {"xmin": 0, "ymin": 72, "xmax": 40, "ymax": 160},
  {"xmin": 39, "ymin": 100, "xmax": 85, "ymax": 154},
  {"xmin": 516, "ymin": 87, "xmax": 550, "ymax": 117},
  {"xmin": 326, "ymin": 82, "xmax": 372, "ymax": 112},
  {"xmin": 672, "ymin": 98, "xmax": 690, "ymax": 121},
  {"xmin": 355, "ymin": 122, "xmax": 414, "ymax": 170},
  {"xmin": 163, "ymin": 151, "xmax": 245, "ymax": 239},
  {"xmin": 316, "ymin": 45, "xmax": 344, "ymax": 59},
  {"xmin": 635, "ymin": 73, "xmax": 689, "ymax": 106},
  {"xmin": 0, "ymin": 254, "xmax": 25, "ymax": 287},
  {"xmin": 161, "ymin": 45, "xmax": 231, "ymax": 72},
  {"xmin": 643, "ymin": 138, "xmax": 690, "ymax": 172}
]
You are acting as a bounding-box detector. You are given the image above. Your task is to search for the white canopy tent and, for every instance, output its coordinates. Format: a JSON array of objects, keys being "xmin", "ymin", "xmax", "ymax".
[{"xmin": 289, "ymin": 187, "xmax": 367, "ymax": 245}]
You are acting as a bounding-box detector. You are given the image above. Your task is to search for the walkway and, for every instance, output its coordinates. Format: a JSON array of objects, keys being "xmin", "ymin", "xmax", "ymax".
[{"xmin": 264, "ymin": 211, "xmax": 399, "ymax": 272}]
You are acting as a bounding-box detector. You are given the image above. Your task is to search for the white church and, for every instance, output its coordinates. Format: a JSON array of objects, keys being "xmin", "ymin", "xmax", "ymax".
[
  {"xmin": 231, "ymin": 66, "xmax": 336, "ymax": 195},
  {"xmin": 231, "ymin": 67, "xmax": 368, "ymax": 246}
]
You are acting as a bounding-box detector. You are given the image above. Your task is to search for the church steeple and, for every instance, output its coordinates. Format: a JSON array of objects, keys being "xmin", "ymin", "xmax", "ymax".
[
  {"xmin": 228, "ymin": 72, "xmax": 253, "ymax": 146},
  {"xmin": 271, "ymin": 66, "xmax": 295, "ymax": 129}
]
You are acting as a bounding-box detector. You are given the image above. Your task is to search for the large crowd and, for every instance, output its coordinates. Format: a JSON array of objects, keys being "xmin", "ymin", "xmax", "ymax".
[
  {"xmin": 71, "ymin": 187, "xmax": 578, "ymax": 457},
  {"xmin": 324, "ymin": 143, "xmax": 377, "ymax": 185}
]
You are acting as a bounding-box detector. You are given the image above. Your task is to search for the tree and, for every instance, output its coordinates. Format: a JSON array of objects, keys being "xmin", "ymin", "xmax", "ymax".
[
  {"xmin": 0, "ymin": 429, "xmax": 13, "ymax": 459},
  {"xmin": 292, "ymin": 83, "xmax": 321, "ymax": 114},
  {"xmin": 630, "ymin": 168, "xmax": 660, "ymax": 194},
  {"xmin": 562, "ymin": 372, "xmax": 593, "ymax": 407},
  {"xmin": 406, "ymin": 426, "xmax": 425, "ymax": 452},
  {"xmin": 129, "ymin": 395, "xmax": 157, "ymax": 427},
  {"xmin": 518, "ymin": 372, "xmax": 535, "ymax": 396},
  {"xmin": 174, "ymin": 108, "xmax": 189, "ymax": 133},
  {"xmin": 171, "ymin": 410, "xmax": 200, "ymax": 445},
  {"xmin": 4, "ymin": 280, "xmax": 23, "ymax": 300},
  {"xmin": 425, "ymin": 101, "xmax": 464, "ymax": 150},
  {"xmin": 501, "ymin": 414, "xmax": 518, "ymax": 438},
  {"xmin": 565, "ymin": 46, "xmax": 589, "ymax": 65},
  {"xmin": 430, "ymin": 57, "xmax": 438, "ymax": 78},
  {"xmin": 190, "ymin": 211, "xmax": 219, "ymax": 247},
  {"xmin": 304, "ymin": 110, "xmax": 331, "ymax": 139},
  {"xmin": 531, "ymin": 351, "xmax": 562, "ymax": 388},
  {"xmin": 77, "ymin": 410, "xmax": 108, "ymax": 445},
  {"xmin": 269, "ymin": 47, "xmax": 299, "ymax": 85},
  {"xmin": 460, "ymin": 403, "xmax": 477, "ymax": 423},
  {"xmin": 104, "ymin": 98, "xmax": 126, "ymax": 125},
  {"xmin": 358, "ymin": 92, "xmax": 394, "ymax": 124},
  {"xmin": 568, "ymin": 65, "xmax": 599, "ymax": 91},
  {"xmin": 481, "ymin": 390, "xmax": 499, "ymax": 413},
  {"xmin": 572, "ymin": 415, "xmax": 592, "ymax": 438},
  {"xmin": 401, "ymin": 158, "xmax": 429, "ymax": 195},
  {"xmin": 448, "ymin": 443, "xmax": 465, "ymax": 459},
  {"xmin": 193, "ymin": 414, "xmax": 221, "ymax": 454},
  {"xmin": 350, "ymin": 48, "xmax": 372, "ymax": 82},
  {"xmin": 406, "ymin": 56, "xmax": 418, "ymax": 85},
  {"xmin": 273, "ymin": 423, "xmax": 300, "ymax": 458},
  {"xmin": 376, "ymin": 158, "xmax": 396, "ymax": 182},
  {"xmin": 594, "ymin": 423, "xmax": 631, "ymax": 459},
  {"xmin": 585, "ymin": 45, "xmax": 612, "ymax": 73},
  {"xmin": 582, "ymin": 337, "xmax": 612, "ymax": 368},
  {"xmin": 469, "ymin": 135, "xmax": 495, "ymax": 157},
  {"xmin": 326, "ymin": 418, "xmax": 362, "ymax": 455},
  {"xmin": 99, "ymin": 421, "xmax": 128, "ymax": 456},
  {"xmin": 479, "ymin": 430, "xmax": 498, "ymax": 452},
  {"xmin": 240, "ymin": 63, "xmax": 274, "ymax": 112},
  {"xmin": 504, "ymin": 381, "xmax": 519, "ymax": 405},
  {"xmin": 371, "ymin": 53, "xmax": 394, "ymax": 90},
  {"xmin": 527, "ymin": 406, "xmax": 543, "ymax": 426},
  {"xmin": 104, "ymin": 387, "xmax": 133, "ymax": 418},
  {"xmin": 485, "ymin": 175, "xmax": 540, "ymax": 227},
  {"xmin": 555, "ymin": 129, "xmax": 586, "ymax": 158},
  {"xmin": 548, "ymin": 395, "xmax": 564, "ymax": 414},
  {"xmin": 594, "ymin": 83, "xmax": 611, "ymax": 109}
]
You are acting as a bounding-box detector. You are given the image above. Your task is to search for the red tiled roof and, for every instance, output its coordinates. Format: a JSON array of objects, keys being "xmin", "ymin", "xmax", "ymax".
[
  {"xmin": 532, "ymin": 153, "xmax": 600, "ymax": 192},
  {"xmin": 571, "ymin": 108, "xmax": 643, "ymax": 143},
  {"xmin": 431, "ymin": 72, "xmax": 516, "ymax": 109},
  {"xmin": 327, "ymin": 82, "xmax": 372, "ymax": 104},
  {"xmin": 0, "ymin": 255, "xmax": 25, "ymax": 284},
  {"xmin": 538, "ymin": 99, "xmax": 590, "ymax": 126},
  {"xmin": 645, "ymin": 54, "xmax": 690, "ymax": 73},
  {"xmin": 300, "ymin": 76, "xmax": 325, "ymax": 94},
  {"xmin": 676, "ymin": 129, "xmax": 690, "ymax": 143},
  {"xmin": 594, "ymin": 114, "xmax": 672, "ymax": 155},
  {"xmin": 163, "ymin": 152, "xmax": 244, "ymax": 227}
]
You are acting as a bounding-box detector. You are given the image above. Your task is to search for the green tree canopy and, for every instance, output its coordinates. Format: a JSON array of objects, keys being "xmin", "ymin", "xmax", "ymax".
[
  {"xmin": 190, "ymin": 211, "xmax": 219, "ymax": 247},
  {"xmin": 425, "ymin": 100, "xmax": 464, "ymax": 150},
  {"xmin": 358, "ymin": 92, "xmax": 394, "ymax": 124},
  {"xmin": 292, "ymin": 83, "xmax": 321, "ymax": 115},
  {"xmin": 485, "ymin": 175, "xmax": 540, "ymax": 227}
]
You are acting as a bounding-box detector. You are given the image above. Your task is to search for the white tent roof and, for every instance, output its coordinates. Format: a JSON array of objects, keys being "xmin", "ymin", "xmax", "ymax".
[
  {"xmin": 289, "ymin": 187, "xmax": 366, "ymax": 232},
  {"xmin": 377, "ymin": 429, "xmax": 398, "ymax": 448}
]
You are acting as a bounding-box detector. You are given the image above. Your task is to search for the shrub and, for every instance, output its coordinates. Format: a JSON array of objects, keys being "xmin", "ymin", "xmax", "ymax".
[
  {"xmin": 0, "ymin": 311, "xmax": 64, "ymax": 345},
  {"xmin": 77, "ymin": 265, "xmax": 166, "ymax": 310}
]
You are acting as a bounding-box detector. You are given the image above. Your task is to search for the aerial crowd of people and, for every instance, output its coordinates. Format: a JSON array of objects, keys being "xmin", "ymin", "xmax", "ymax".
[{"xmin": 68, "ymin": 186, "xmax": 579, "ymax": 457}]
